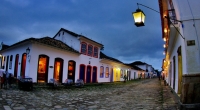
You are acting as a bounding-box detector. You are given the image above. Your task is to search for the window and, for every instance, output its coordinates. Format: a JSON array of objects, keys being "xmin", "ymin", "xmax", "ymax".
[
  {"xmin": 9, "ymin": 55, "xmax": 13, "ymax": 69},
  {"xmin": 2, "ymin": 56, "xmax": 5, "ymax": 69},
  {"xmin": 120, "ymin": 69, "xmax": 123, "ymax": 78},
  {"xmin": 93, "ymin": 47, "xmax": 98, "ymax": 58},
  {"xmin": 88, "ymin": 45, "xmax": 93, "ymax": 56},
  {"xmin": 100, "ymin": 66, "xmax": 104, "ymax": 78},
  {"xmin": 105, "ymin": 67, "xmax": 109, "ymax": 78},
  {"xmin": 81, "ymin": 42, "xmax": 87, "ymax": 54}
]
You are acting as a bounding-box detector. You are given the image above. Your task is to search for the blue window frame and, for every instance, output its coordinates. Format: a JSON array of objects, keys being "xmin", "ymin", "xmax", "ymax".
[{"xmin": 100, "ymin": 66, "xmax": 104, "ymax": 78}]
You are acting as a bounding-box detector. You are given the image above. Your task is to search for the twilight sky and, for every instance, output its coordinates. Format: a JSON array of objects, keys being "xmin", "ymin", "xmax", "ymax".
[{"xmin": 0, "ymin": 0, "xmax": 164, "ymax": 70}]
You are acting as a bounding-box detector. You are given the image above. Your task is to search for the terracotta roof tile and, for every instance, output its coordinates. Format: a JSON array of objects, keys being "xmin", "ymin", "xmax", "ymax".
[{"xmin": 100, "ymin": 52, "xmax": 123, "ymax": 63}]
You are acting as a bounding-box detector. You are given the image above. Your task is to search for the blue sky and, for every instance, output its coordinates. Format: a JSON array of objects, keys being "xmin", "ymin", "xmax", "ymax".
[{"xmin": 0, "ymin": 0, "xmax": 164, "ymax": 70}]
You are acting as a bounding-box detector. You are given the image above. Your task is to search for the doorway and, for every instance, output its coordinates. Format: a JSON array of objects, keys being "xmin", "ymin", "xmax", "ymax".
[
  {"xmin": 79, "ymin": 64, "xmax": 86, "ymax": 82},
  {"xmin": 92, "ymin": 66, "xmax": 97, "ymax": 83},
  {"xmin": 14, "ymin": 54, "xmax": 19, "ymax": 78},
  {"xmin": 37, "ymin": 55, "xmax": 49, "ymax": 83},
  {"xmin": 54, "ymin": 58, "xmax": 63, "ymax": 83},
  {"xmin": 177, "ymin": 46, "xmax": 183, "ymax": 94},
  {"xmin": 86, "ymin": 65, "xmax": 91, "ymax": 83},
  {"xmin": 67, "ymin": 60, "xmax": 76, "ymax": 83},
  {"xmin": 20, "ymin": 53, "xmax": 26, "ymax": 77}
]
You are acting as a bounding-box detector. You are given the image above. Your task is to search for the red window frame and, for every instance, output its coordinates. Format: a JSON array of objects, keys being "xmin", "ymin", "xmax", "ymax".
[
  {"xmin": 81, "ymin": 42, "xmax": 87, "ymax": 55},
  {"xmin": 87, "ymin": 45, "xmax": 93, "ymax": 56},
  {"xmin": 93, "ymin": 47, "xmax": 98, "ymax": 58}
]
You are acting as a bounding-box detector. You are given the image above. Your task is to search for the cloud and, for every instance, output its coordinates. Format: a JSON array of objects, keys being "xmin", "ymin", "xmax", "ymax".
[
  {"xmin": 4, "ymin": 0, "xmax": 30, "ymax": 7},
  {"xmin": 0, "ymin": 0, "xmax": 163, "ymax": 70}
]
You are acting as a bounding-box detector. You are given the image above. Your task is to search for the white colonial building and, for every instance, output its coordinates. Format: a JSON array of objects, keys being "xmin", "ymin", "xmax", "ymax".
[
  {"xmin": 159, "ymin": 0, "xmax": 200, "ymax": 109},
  {"xmin": 129, "ymin": 61, "xmax": 154, "ymax": 79},
  {"xmin": 0, "ymin": 28, "xmax": 144, "ymax": 84}
]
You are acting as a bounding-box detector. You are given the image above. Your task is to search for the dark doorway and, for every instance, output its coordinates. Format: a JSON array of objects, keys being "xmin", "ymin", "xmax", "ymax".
[
  {"xmin": 14, "ymin": 54, "xmax": 19, "ymax": 78},
  {"xmin": 6, "ymin": 56, "xmax": 9, "ymax": 71},
  {"xmin": 20, "ymin": 53, "xmax": 26, "ymax": 77},
  {"xmin": 110, "ymin": 68, "xmax": 113, "ymax": 82},
  {"xmin": 86, "ymin": 65, "xmax": 91, "ymax": 83},
  {"xmin": 79, "ymin": 64, "xmax": 85, "ymax": 83},
  {"xmin": 92, "ymin": 66, "xmax": 97, "ymax": 83},
  {"xmin": 173, "ymin": 56, "xmax": 176, "ymax": 90}
]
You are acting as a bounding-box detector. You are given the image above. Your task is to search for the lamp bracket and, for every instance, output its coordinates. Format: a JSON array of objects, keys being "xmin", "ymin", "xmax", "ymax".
[
  {"xmin": 164, "ymin": 16, "xmax": 182, "ymax": 23},
  {"xmin": 137, "ymin": 3, "xmax": 160, "ymax": 13},
  {"xmin": 135, "ymin": 3, "xmax": 185, "ymax": 40}
]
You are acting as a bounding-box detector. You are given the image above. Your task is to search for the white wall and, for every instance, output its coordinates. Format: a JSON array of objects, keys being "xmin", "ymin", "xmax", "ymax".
[
  {"xmin": 0, "ymin": 43, "xmax": 31, "ymax": 77},
  {"xmin": 173, "ymin": 0, "xmax": 200, "ymax": 74},
  {"xmin": 54, "ymin": 31, "xmax": 80, "ymax": 52},
  {"xmin": 30, "ymin": 43, "xmax": 81, "ymax": 82},
  {"xmin": 165, "ymin": 0, "xmax": 200, "ymax": 93}
]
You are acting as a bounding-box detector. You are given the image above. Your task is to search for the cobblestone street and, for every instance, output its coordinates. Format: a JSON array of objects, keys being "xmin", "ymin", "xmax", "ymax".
[{"xmin": 0, "ymin": 78, "xmax": 178, "ymax": 110}]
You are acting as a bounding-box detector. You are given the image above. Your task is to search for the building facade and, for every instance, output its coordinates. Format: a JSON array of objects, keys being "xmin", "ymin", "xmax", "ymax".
[
  {"xmin": 159, "ymin": 0, "xmax": 200, "ymax": 109},
  {"xmin": 0, "ymin": 28, "xmax": 144, "ymax": 84}
]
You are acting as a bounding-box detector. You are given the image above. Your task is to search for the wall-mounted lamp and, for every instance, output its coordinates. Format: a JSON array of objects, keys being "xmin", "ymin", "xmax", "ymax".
[
  {"xmin": 163, "ymin": 44, "xmax": 166, "ymax": 48},
  {"xmin": 26, "ymin": 47, "xmax": 31, "ymax": 62},
  {"xmin": 164, "ymin": 28, "xmax": 168, "ymax": 33},
  {"xmin": 163, "ymin": 38, "xmax": 166, "ymax": 42},
  {"xmin": 132, "ymin": 3, "xmax": 159, "ymax": 27},
  {"xmin": 89, "ymin": 57, "xmax": 92, "ymax": 64},
  {"xmin": 132, "ymin": 8, "xmax": 145, "ymax": 27},
  {"xmin": 0, "ymin": 54, "xmax": 2, "ymax": 58},
  {"xmin": 132, "ymin": 3, "xmax": 185, "ymax": 40},
  {"xmin": 163, "ymin": 51, "xmax": 166, "ymax": 55}
]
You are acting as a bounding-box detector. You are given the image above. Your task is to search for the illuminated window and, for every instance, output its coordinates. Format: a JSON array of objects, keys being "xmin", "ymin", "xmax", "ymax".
[
  {"xmin": 81, "ymin": 42, "xmax": 87, "ymax": 54},
  {"xmin": 105, "ymin": 67, "xmax": 109, "ymax": 78},
  {"xmin": 88, "ymin": 45, "xmax": 93, "ymax": 56},
  {"xmin": 9, "ymin": 55, "xmax": 13, "ymax": 69},
  {"xmin": 93, "ymin": 47, "xmax": 98, "ymax": 58},
  {"xmin": 100, "ymin": 66, "xmax": 104, "ymax": 78}
]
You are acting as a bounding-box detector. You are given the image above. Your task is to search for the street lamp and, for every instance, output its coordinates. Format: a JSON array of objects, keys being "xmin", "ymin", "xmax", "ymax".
[
  {"xmin": 26, "ymin": 47, "xmax": 31, "ymax": 62},
  {"xmin": 132, "ymin": 3, "xmax": 184, "ymax": 39},
  {"xmin": 132, "ymin": 3, "xmax": 160, "ymax": 27},
  {"xmin": 26, "ymin": 47, "xmax": 30, "ymax": 55},
  {"xmin": 132, "ymin": 9, "xmax": 145, "ymax": 27}
]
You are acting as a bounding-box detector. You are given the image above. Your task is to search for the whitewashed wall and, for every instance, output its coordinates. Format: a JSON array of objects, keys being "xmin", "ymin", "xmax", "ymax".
[
  {"xmin": 54, "ymin": 31, "xmax": 80, "ymax": 52},
  {"xmin": 30, "ymin": 43, "xmax": 80, "ymax": 82},
  {"xmin": 0, "ymin": 43, "xmax": 31, "ymax": 77},
  {"xmin": 165, "ymin": 0, "xmax": 200, "ymax": 93}
]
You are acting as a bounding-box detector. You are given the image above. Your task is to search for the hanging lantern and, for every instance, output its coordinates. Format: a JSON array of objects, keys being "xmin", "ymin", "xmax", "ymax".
[{"xmin": 132, "ymin": 9, "xmax": 146, "ymax": 27}]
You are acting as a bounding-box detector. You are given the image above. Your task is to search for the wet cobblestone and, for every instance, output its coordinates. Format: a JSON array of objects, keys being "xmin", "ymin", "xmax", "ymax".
[{"xmin": 0, "ymin": 78, "xmax": 178, "ymax": 110}]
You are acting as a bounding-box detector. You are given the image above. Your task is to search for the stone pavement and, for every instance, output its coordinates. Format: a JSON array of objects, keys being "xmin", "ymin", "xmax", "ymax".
[
  {"xmin": 161, "ymin": 80, "xmax": 179, "ymax": 110},
  {"xmin": 0, "ymin": 78, "xmax": 179, "ymax": 110}
]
